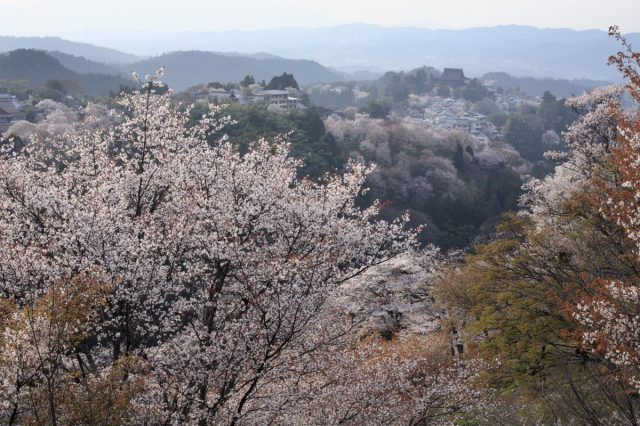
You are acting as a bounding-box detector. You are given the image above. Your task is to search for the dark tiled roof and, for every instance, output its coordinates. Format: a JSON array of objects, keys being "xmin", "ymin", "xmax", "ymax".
[
  {"xmin": 440, "ymin": 68, "xmax": 466, "ymax": 82},
  {"xmin": 0, "ymin": 100, "xmax": 20, "ymax": 115}
]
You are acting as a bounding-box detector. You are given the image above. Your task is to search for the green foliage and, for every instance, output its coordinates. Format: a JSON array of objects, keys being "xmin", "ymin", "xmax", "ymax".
[
  {"xmin": 382, "ymin": 72, "xmax": 410, "ymax": 102},
  {"xmin": 424, "ymin": 167, "xmax": 523, "ymax": 248},
  {"xmin": 459, "ymin": 78, "xmax": 490, "ymax": 102},
  {"xmin": 459, "ymin": 227, "xmax": 572, "ymax": 377},
  {"xmin": 240, "ymin": 75, "xmax": 255, "ymax": 87},
  {"xmin": 453, "ymin": 143, "xmax": 465, "ymax": 170},
  {"xmin": 40, "ymin": 79, "xmax": 72, "ymax": 100},
  {"xmin": 436, "ymin": 84, "xmax": 451, "ymax": 98},
  {"xmin": 366, "ymin": 99, "xmax": 391, "ymax": 119},
  {"xmin": 45, "ymin": 79, "xmax": 65, "ymax": 92},
  {"xmin": 437, "ymin": 187, "xmax": 640, "ymax": 422},
  {"xmin": 406, "ymin": 68, "xmax": 432, "ymax": 93},
  {"xmin": 504, "ymin": 94, "xmax": 577, "ymax": 163},
  {"xmin": 504, "ymin": 112, "xmax": 545, "ymax": 162},
  {"xmin": 538, "ymin": 91, "xmax": 579, "ymax": 134},
  {"xmin": 361, "ymin": 67, "xmax": 437, "ymax": 108},
  {"xmin": 266, "ymin": 72, "xmax": 299, "ymax": 90},
  {"xmin": 205, "ymin": 103, "xmax": 345, "ymax": 178},
  {"xmin": 308, "ymin": 87, "xmax": 356, "ymax": 109}
]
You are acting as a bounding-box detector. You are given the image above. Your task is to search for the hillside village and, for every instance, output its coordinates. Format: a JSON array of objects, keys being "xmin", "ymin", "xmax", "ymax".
[
  {"xmin": 322, "ymin": 68, "xmax": 534, "ymax": 146},
  {"xmin": 406, "ymin": 89, "xmax": 530, "ymax": 144},
  {"xmin": 2, "ymin": 65, "xmax": 535, "ymax": 147}
]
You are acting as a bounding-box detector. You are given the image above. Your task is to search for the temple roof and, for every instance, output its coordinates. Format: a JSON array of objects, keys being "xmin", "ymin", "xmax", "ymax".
[{"xmin": 440, "ymin": 68, "xmax": 466, "ymax": 82}]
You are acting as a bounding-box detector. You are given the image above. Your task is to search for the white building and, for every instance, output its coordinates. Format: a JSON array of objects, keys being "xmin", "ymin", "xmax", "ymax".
[
  {"xmin": 251, "ymin": 90, "xmax": 306, "ymax": 110},
  {"xmin": 196, "ymin": 88, "xmax": 235, "ymax": 103}
]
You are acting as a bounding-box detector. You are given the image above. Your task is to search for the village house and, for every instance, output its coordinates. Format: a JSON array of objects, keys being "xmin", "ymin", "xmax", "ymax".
[
  {"xmin": 0, "ymin": 94, "xmax": 25, "ymax": 133},
  {"xmin": 195, "ymin": 87, "xmax": 237, "ymax": 103},
  {"xmin": 452, "ymin": 118, "xmax": 470, "ymax": 131},
  {"xmin": 240, "ymin": 89, "xmax": 306, "ymax": 110},
  {"xmin": 255, "ymin": 89, "xmax": 289, "ymax": 108}
]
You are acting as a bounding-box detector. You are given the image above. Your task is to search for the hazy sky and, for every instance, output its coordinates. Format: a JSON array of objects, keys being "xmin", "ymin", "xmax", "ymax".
[{"xmin": 1, "ymin": 0, "xmax": 639, "ymax": 37}]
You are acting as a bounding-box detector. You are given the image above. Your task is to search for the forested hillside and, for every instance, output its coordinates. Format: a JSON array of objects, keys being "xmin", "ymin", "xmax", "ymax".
[
  {"xmin": 129, "ymin": 51, "xmax": 343, "ymax": 91},
  {"xmin": 0, "ymin": 49, "xmax": 133, "ymax": 96},
  {"xmin": 48, "ymin": 51, "xmax": 125, "ymax": 76},
  {"xmin": 483, "ymin": 71, "xmax": 611, "ymax": 97}
]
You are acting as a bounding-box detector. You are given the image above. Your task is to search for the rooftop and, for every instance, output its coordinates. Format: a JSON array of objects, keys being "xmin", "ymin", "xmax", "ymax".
[
  {"xmin": 440, "ymin": 68, "xmax": 467, "ymax": 82},
  {"xmin": 0, "ymin": 99, "xmax": 21, "ymax": 115},
  {"xmin": 255, "ymin": 90, "xmax": 289, "ymax": 96}
]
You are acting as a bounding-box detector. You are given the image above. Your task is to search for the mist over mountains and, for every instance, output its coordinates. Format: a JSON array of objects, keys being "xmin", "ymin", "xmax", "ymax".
[
  {"xmin": 62, "ymin": 24, "xmax": 640, "ymax": 81},
  {"xmin": 47, "ymin": 51, "xmax": 126, "ymax": 76},
  {"xmin": 1, "ymin": 24, "xmax": 632, "ymax": 95},
  {"xmin": 0, "ymin": 37, "xmax": 346, "ymax": 91},
  {"xmin": 0, "ymin": 36, "xmax": 138, "ymax": 64}
]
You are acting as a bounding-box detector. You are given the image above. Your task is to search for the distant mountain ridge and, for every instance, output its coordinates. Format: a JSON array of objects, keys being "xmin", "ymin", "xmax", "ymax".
[
  {"xmin": 0, "ymin": 36, "xmax": 140, "ymax": 64},
  {"xmin": 0, "ymin": 28, "xmax": 624, "ymax": 96},
  {"xmin": 0, "ymin": 49, "xmax": 133, "ymax": 96},
  {"xmin": 75, "ymin": 24, "xmax": 640, "ymax": 82},
  {"xmin": 128, "ymin": 51, "xmax": 345, "ymax": 91},
  {"xmin": 47, "ymin": 51, "xmax": 126, "ymax": 76},
  {"xmin": 0, "ymin": 36, "xmax": 346, "ymax": 90}
]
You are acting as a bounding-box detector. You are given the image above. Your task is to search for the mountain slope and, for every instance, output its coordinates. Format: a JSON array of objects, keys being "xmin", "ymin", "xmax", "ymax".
[
  {"xmin": 129, "ymin": 51, "xmax": 344, "ymax": 90},
  {"xmin": 47, "ymin": 51, "xmax": 126, "ymax": 76},
  {"xmin": 0, "ymin": 36, "xmax": 139, "ymax": 64},
  {"xmin": 0, "ymin": 49, "xmax": 134, "ymax": 96},
  {"xmin": 482, "ymin": 72, "xmax": 611, "ymax": 97}
]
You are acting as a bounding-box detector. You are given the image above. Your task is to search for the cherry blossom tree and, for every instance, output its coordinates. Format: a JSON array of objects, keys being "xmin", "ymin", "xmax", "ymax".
[
  {"xmin": 556, "ymin": 28, "xmax": 640, "ymax": 395},
  {"xmin": 520, "ymin": 84, "xmax": 624, "ymax": 226},
  {"xmin": 0, "ymin": 73, "xmax": 479, "ymax": 424}
]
